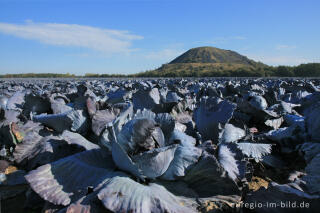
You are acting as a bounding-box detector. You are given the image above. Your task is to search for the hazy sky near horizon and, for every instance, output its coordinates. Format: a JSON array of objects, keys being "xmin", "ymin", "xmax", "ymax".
[{"xmin": 0, "ymin": 0, "xmax": 319, "ymax": 75}]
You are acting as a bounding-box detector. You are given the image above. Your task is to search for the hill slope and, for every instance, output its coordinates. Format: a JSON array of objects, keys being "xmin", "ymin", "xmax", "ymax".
[
  {"xmin": 136, "ymin": 46, "xmax": 268, "ymax": 77},
  {"xmin": 169, "ymin": 46, "xmax": 257, "ymax": 65}
]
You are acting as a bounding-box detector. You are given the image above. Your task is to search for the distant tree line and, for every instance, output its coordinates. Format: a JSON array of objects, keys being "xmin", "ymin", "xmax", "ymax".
[
  {"xmin": 133, "ymin": 63, "xmax": 320, "ymax": 78},
  {"xmin": 0, "ymin": 72, "xmax": 127, "ymax": 78},
  {"xmin": 0, "ymin": 73, "xmax": 77, "ymax": 78},
  {"xmin": 1, "ymin": 63, "xmax": 319, "ymax": 78},
  {"xmin": 84, "ymin": 73, "xmax": 128, "ymax": 78}
]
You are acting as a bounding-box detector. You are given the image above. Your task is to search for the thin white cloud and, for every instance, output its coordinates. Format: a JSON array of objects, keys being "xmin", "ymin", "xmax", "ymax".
[
  {"xmin": 145, "ymin": 48, "xmax": 184, "ymax": 61},
  {"xmin": 0, "ymin": 21, "xmax": 143, "ymax": 54},
  {"xmin": 276, "ymin": 44, "xmax": 297, "ymax": 50}
]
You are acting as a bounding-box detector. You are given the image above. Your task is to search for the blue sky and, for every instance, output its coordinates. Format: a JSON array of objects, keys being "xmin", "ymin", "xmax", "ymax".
[{"xmin": 0, "ymin": 0, "xmax": 319, "ymax": 75}]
